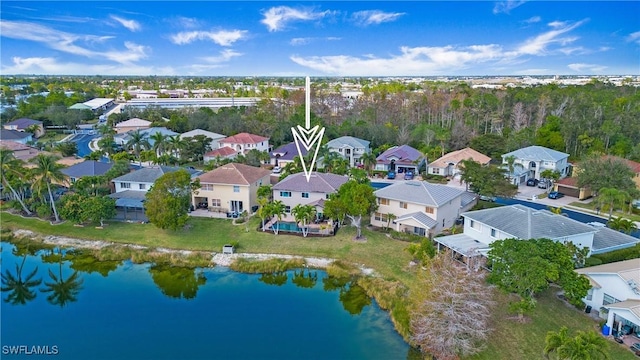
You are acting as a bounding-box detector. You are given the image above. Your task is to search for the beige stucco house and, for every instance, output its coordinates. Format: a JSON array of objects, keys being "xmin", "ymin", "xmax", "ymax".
[{"xmin": 272, "ymin": 172, "xmax": 349, "ymax": 221}]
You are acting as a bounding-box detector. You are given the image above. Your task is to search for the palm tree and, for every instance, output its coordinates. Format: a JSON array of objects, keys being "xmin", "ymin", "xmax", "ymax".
[
  {"xmin": 597, "ymin": 187, "xmax": 626, "ymax": 221},
  {"xmin": 1, "ymin": 255, "xmax": 42, "ymax": 305},
  {"xmin": 385, "ymin": 213, "xmax": 397, "ymax": 231},
  {"xmin": 257, "ymin": 185, "xmax": 272, "ymax": 200},
  {"xmin": 0, "ymin": 148, "xmax": 32, "ymax": 215},
  {"xmin": 360, "ymin": 152, "xmax": 378, "ymax": 176},
  {"xmin": 257, "ymin": 198, "xmax": 271, "ymax": 231},
  {"xmin": 41, "ymin": 260, "xmax": 83, "ymax": 307},
  {"xmin": 544, "ymin": 326, "xmax": 570, "ymax": 359},
  {"xmin": 608, "ymin": 217, "xmax": 637, "ymax": 234},
  {"xmin": 149, "ymin": 132, "xmax": 167, "ymax": 157},
  {"xmin": 30, "ymin": 154, "xmax": 66, "ymax": 222},
  {"xmin": 166, "ymin": 135, "xmax": 186, "ymax": 160},
  {"xmin": 545, "ymin": 327, "xmax": 610, "ymax": 360},
  {"xmin": 292, "ymin": 204, "xmax": 316, "ymax": 237},
  {"xmin": 126, "ymin": 130, "xmax": 150, "ymax": 166},
  {"xmin": 270, "ymin": 200, "xmax": 286, "ymax": 235}
]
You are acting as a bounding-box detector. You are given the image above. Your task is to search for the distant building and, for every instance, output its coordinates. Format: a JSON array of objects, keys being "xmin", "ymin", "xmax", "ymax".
[
  {"xmin": 326, "ymin": 136, "xmax": 370, "ymax": 168},
  {"xmin": 374, "ymin": 144, "xmax": 425, "ymax": 175},
  {"xmin": 270, "ymin": 141, "xmax": 308, "ymax": 167},
  {"xmin": 0, "ymin": 129, "xmax": 33, "ymax": 145},
  {"xmin": 61, "ymin": 160, "xmax": 114, "ymax": 183},
  {"xmin": 3, "ymin": 118, "xmax": 44, "ymax": 138},
  {"xmin": 114, "ymin": 118, "xmax": 152, "ymax": 134},
  {"xmin": 501, "ymin": 146, "xmax": 570, "ymax": 185},
  {"xmin": 428, "ymin": 147, "xmax": 491, "ymax": 177},
  {"xmin": 180, "ymin": 129, "xmax": 227, "ymax": 150},
  {"xmin": 219, "ymin": 132, "xmax": 270, "ymax": 153}
]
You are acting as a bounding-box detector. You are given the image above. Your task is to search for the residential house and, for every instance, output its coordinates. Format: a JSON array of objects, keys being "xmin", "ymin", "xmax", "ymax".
[
  {"xmin": 180, "ymin": 129, "xmax": 227, "ymax": 150},
  {"xmin": 114, "ymin": 118, "xmax": 152, "ymax": 134},
  {"xmin": 0, "ymin": 140, "xmax": 42, "ymax": 162},
  {"xmin": 427, "ymin": 147, "xmax": 491, "ymax": 177},
  {"xmin": 501, "ymin": 146, "xmax": 570, "ymax": 185},
  {"xmin": 61, "ymin": 160, "xmax": 114, "ymax": 183},
  {"xmin": 192, "ymin": 163, "xmax": 271, "ymax": 215},
  {"xmin": 372, "ymin": 181, "xmax": 467, "ymax": 236},
  {"xmin": 270, "ymin": 141, "xmax": 308, "ymax": 167},
  {"xmin": 434, "ymin": 204, "xmax": 640, "ymax": 263},
  {"xmin": 137, "ymin": 127, "xmax": 178, "ymax": 147},
  {"xmin": 374, "ymin": 145, "xmax": 426, "ymax": 175},
  {"xmin": 272, "ymin": 172, "xmax": 348, "ymax": 221},
  {"xmin": 69, "ymin": 98, "xmax": 115, "ymax": 113},
  {"xmin": 204, "ymin": 147, "xmax": 239, "ymax": 163},
  {"xmin": 218, "ymin": 132, "xmax": 270, "ymax": 153},
  {"xmin": 3, "ymin": 118, "xmax": 44, "ymax": 138},
  {"xmin": 0, "ymin": 129, "xmax": 33, "ymax": 145},
  {"xmin": 326, "ymin": 136, "xmax": 370, "ymax": 168},
  {"xmin": 576, "ymin": 260, "xmax": 640, "ymax": 336},
  {"xmin": 109, "ymin": 165, "xmax": 200, "ymax": 221}
]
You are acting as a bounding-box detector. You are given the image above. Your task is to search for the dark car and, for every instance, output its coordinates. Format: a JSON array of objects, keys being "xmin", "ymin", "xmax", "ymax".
[
  {"xmin": 631, "ymin": 343, "xmax": 640, "ymax": 352},
  {"xmin": 548, "ymin": 191, "xmax": 564, "ymax": 199},
  {"xmin": 526, "ymin": 178, "xmax": 539, "ymax": 186},
  {"xmin": 387, "ymin": 171, "xmax": 396, "ymax": 180}
]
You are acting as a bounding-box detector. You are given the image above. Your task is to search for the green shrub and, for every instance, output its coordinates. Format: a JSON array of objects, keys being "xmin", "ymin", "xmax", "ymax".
[
  {"xmin": 584, "ymin": 257, "xmax": 603, "ymax": 267},
  {"xmin": 590, "ymin": 244, "xmax": 640, "ymax": 264},
  {"xmin": 230, "ymin": 257, "xmax": 305, "ymax": 273},
  {"xmin": 36, "ymin": 203, "xmax": 52, "ymax": 219}
]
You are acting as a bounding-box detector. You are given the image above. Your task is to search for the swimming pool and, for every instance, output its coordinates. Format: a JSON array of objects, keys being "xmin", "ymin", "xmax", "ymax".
[
  {"xmin": 271, "ymin": 221, "xmax": 302, "ymax": 232},
  {"xmin": 370, "ymin": 182, "xmax": 392, "ymax": 190}
]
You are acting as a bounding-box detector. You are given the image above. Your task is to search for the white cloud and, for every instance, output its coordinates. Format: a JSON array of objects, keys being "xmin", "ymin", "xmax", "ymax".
[
  {"xmin": 568, "ymin": 63, "xmax": 608, "ymax": 73},
  {"xmin": 351, "ymin": 10, "xmax": 405, "ymax": 26},
  {"xmin": 514, "ymin": 19, "xmax": 587, "ymax": 55},
  {"xmin": 175, "ymin": 16, "xmax": 201, "ymax": 29},
  {"xmin": 627, "ymin": 31, "xmax": 640, "ymax": 45},
  {"xmin": 170, "ymin": 29, "xmax": 248, "ymax": 46},
  {"xmin": 110, "ymin": 15, "xmax": 141, "ymax": 32},
  {"xmin": 523, "ymin": 16, "xmax": 541, "ymax": 24},
  {"xmin": 2, "ymin": 57, "xmax": 175, "ymax": 76},
  {"xmin": 260, "ymin": 6, "xmax": 332, "ymax": 32},
  {"xmin": 199, "ymin": 49, "xmax": 243, "ymax": 63},
  {"xmin": 290, "ymin": 37, "xmax": 341, "ymax": 46},
  {"xmin": 493, "ymin": 1, "xmax": 527, "ymax": 14},
  {"xmin": 0, "ymin": 20, "xmax": 147, "ymax": 64}
]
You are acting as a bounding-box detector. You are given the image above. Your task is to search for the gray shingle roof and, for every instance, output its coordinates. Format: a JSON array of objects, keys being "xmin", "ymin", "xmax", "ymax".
[
  {"xmin": 460, "ymin": 191, "xmax": 478, "ymax": 207},
  {"xmin": 108, "ymin": 190, "xmax": 146, "ymax": 208},
  {"xmin": 395, "ymin": 211, "xmax": 438, "ymax": 229},
  {"xmin": 113, "ymin": 166, "xmax": 199, "ymax": 183},
  {"xmin": 5, "ymin": 118, "xmax": 42, "ymax": 129},
  {"xmin": 61, "ymin": 160, "xmax": 113, "ymax": 178},
  {"xmin": 502, "ymin": 145, "xmax": 569, "ymax": 162},
  {"xmin": 374, "ymin": 181, "xmax": 465, "ymax": 206},
  {"xmin": 591, "ymin": 227, "xmax": 640, "ymax": 254},
  {"xmin": 462, "ymin": 204, "xmax": 597, "ymax": 239},
  {"xmin": 0, "ymin": 129, "xmax": 31, "ymax": 140},
  {"xmin": 326, "ymin": 136, "xmax": 370, "ymax": 149},
  {"xmin": 273, "ymin": 172, "xmax": 348, "ymax": 193}
]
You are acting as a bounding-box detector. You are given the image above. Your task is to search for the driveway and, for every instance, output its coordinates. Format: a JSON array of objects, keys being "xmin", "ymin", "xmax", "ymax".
[{"xmin": 69, "ymin": 133, "xmax": 97, "ymax": 158}]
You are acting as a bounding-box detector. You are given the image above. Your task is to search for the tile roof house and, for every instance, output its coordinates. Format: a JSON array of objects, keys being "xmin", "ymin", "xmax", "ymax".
[
  {"xmin": 428, "ymin": 147, "xmax": 491, "ymax": 177},
  {"xmin": 61, "ymin": 160, "xmax": 114, "ymax": 183},
  {"xmin": 204, "ymin": 146, "xmax": 238, "ymax": 162},
  {"xmin": 0, "ymin": 129, "xmax": 33, "ymax": 145},
  {"xmin": 374, "ymin": 145, "xmax": 426, "ymax": 175},
  {"xmin": 193, "ymin": 163, "xmax": 271, "ymax": 215},
  {"xmin": 3, "ymin": 118, "xmax": 44, "ymax": 138},
  {"xmin": 218, "ymin": 132, "xmax": 270, "ymax": 153},
  {"xmin": 0, "ymin": 140, "xmax": 42, "ymax": 162},
  {"xmin": 434, "ymin": 204, "xmax": 640, "ymax": 262},
  {"xmin": 576, "ymin": 259, "xmax": 640, "ymax": 336},
  {"xmin": 372, "ymin": 181, "xmax": 467, "ymax": 236},
  {"xmin": 180, "ymin": 129, "xmax": 227, "ymax": 150},
  {"xmin": 114, "ymin": 118, "xmax": 152, "ymax": 134},
  {"xmin": 273, "ymin": 172, "xmax": 349, "ymax": 220},
  {"xmin": 501, "ymin": 145, "xmax": 570, "ymax": 185},
  {"xmin": 270, "ymin": 141, "xmax": 309, "ymax": 167},
  {"xmin": 326, "ymin": 136, "xmax": 370, "ymax": 168}
]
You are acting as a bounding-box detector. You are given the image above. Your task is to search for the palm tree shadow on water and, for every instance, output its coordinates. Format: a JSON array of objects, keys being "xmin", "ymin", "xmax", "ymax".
[
  {"xmin": 40, "ymin": 248, "xmax": 84, "ymax": 307},
  {"xmin": 1, "ymin": 252, "xmax": 42, "ymax": 305}
]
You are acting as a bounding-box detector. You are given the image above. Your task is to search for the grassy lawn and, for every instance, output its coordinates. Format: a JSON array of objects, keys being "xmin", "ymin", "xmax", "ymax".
[
  {"xmin": 2, "ymin": 211, "xmax": 634, "ymax": 359},
  {"xmin": 569, "ymin": 201, "xmax": 640, "ymax": 222}
]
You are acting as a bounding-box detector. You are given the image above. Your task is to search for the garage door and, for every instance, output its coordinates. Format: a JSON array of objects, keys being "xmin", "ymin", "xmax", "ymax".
[{"xmin": 557, "ymin": 184, "xmax": 580, "ymax": 198}]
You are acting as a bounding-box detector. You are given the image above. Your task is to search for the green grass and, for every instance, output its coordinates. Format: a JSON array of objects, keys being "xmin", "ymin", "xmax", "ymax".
[
  {"xmin": 2, "ymin": 211, "xmax": 634, "ymax": 359},
  {"xmin": 569, "ymin": 201, "xmax": 640, "ymax": 222}
]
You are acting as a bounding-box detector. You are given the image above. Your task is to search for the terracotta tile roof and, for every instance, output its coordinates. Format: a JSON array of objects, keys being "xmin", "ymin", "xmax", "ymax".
[
  {"xmin": 430, "ymin": 147, "xmax": 491, "ymax": 167},
  {"xmin": 0, "ymin": 140, "xmax": 41, "ymax": 161},
  {"xmin": 197, "ymin": 163, "xmax": 271, "ymax": 185},
  {"xmin": 205, "ymin": 146, "xmax": 237, "ymax": 157},
  {"xmin": 601, "ymin": 155, "xmax": 640, "ymax": 173},
  {"xmin": 220, "ymin": 132, "xmax": 269, "ymax": 144},
  {"xmin": 556, "ymin": 177, "xmax": 579, "ymax": 187}
]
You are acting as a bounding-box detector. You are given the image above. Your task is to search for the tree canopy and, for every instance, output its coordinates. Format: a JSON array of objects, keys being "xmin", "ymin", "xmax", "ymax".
[
  {"xmin": 144, "ymin": 170, "xmax": 198, "ymax": 230},
  {"xmin": 323, "ymin": 180, "xmax": 377, "ymax": 238}
]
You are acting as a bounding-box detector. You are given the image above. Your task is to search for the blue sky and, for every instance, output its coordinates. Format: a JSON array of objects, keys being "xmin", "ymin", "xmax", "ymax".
[{"xmin": 1, "ymin": 1, "xmax": 638, "ymax": 76}]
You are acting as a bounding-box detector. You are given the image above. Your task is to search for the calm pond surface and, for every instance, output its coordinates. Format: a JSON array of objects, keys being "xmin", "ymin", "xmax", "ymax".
[{"xmin": 0, "ymin": 242, "xmax": 410, "ymax": 359}]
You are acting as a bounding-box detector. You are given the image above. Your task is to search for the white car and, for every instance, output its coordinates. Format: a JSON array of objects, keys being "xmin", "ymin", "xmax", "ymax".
[{"xmin": 272, "ymin": 166, "xmax": 282, "ymax": 174}]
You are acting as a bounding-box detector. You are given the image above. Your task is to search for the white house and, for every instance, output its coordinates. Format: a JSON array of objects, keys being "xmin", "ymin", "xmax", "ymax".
[
  {"xmin": 428, "ymin": 147, "xmax": 491, "ymax": 177},
  {"xmin": 218, "ymin": 132, "xmax": 270, "ymax": 153},
  {"xmin": 576, "ymin": 260, "xmax": 640, "ymax": 336},
  {"xmin": 180, "ymin": 129, "xmax": 227, "ymax": 150},
  {"xmin": 326, "ymin": 136, "xmax": 370, "ymax": 168},
  {"xmin": 501, "ymin": 146, "xmax": 570, "ymax": 185},
  {"xmin": 272, "ymin": 172, "xmax": 348, "ymax": 221},
  {"xmin": 371, "ymin": 181, "xmax": 467, "ymax": 236},
  {"xmin": 434, "ymin": 204, "xmax": 640, "ymax": 261}
]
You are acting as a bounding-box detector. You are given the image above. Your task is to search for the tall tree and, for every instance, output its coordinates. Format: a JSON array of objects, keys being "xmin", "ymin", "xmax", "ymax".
[
  {"xmin": 144, "ymin": 170, "xmax": 199, "ymax": 230},
  {"xmin": 576, "ymin": 156, "xmax": 637, "ymax": 196},
  {"xmin": 269, "ymin": 200, "xmax": 286, "ymax": 235},
  {"xmin": 323, "ymin": 180, "xmax": 377, "ymax": 238},
  {"xmin": 0, "ymin": 148, "xmax": 32, "ymax": 215},
  {"xmin": 360, "ymin": 152, "xmax": 378, "ymax": 176},
  {"xmin": 597, "ymin": 187, "xmax": 627, "ymax": 221},
  {"xmin": 291, "ymin": 204, "xmax": 316, "ymax": 237},
  {"xmin": 545, "ymin": 327, "xmax": 610, "ymax": 360},
  {"xmin": 411, "ymin": 252, "xmax": 495, "ymax": 360},
  {"xmin": 126, "ymin": 130, "xmax": 150, "ymax": 166},
  {"xmin": 30, "ymin": 154, "xmax": 66, "ymax": 222}
]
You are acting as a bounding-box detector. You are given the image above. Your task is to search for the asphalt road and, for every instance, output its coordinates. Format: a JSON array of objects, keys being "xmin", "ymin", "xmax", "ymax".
[{"xmin": 69, "ymin": 133, "xmax": 97, "ymax": 158}]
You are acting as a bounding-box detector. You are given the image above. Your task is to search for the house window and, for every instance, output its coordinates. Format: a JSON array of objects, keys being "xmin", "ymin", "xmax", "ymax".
[
  {"xmin": 285, "ymin": 206, "xmax": 291, "ymax": 213},
  {"xmin": 233, "ymin": 186, "xmax": 240, "ymax": 193},
  {"xmin": 425, "ymin": 206, "xmax": 434, "ymax": 214},
  {"xmin": 470, "ymin": 220, "xmax": 480, "ymax": 231},
  {"xmin": 432, "ymin": 168, "xmax": 440, "ymax": 174},
  {"xmin": 326, "ymin": 194, "xmax": 330, "ymax": 199},
  {"xmin": 212, "ymin": 199, "xmax": 221, "ymax": 207},
  {"xmin": 603, "ymin": 293, "xmax": 620, "ymax": 306},
  {"xmin": 379, "ymin": 198, "xmax": 389, "ymax": 205},
  {"xmin": 399, "ymin": 202, "xmax": 408, "ymax": 209},
  {"xmin": 120, "ymin": 182, "xmax": 131, "ymax": 189},
  {"xmin": 491, "ymin": 228, "xmax": 497, "ymax": 238},
  {"xmin": 202, "ymin": 184, "xmax": 214, "ymax": 191},
  {"xmin": 280, "ymin": 191, "xmax": 291, "ymax": 198},
  {"xmin": 586, "ymin": 289, "xmax": 593, "ymax": 301},
  {"xmin": 374, "ymin": 212, "xmax": 388, "ymax": 222},
  {"xmin": 139, "ymin": 184, "xmax": 146, "ymax": 190},
  {"xmin": 302, "ymin": 192, "xmax": 309, "ymax": 198}
]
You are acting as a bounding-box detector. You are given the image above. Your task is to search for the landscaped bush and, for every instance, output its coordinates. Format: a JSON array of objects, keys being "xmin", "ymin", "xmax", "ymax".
[
  {"xmin": 588, "ymin": 243, "xmax": 640, "ymax": 265},
  {"xmin": 421, "ymin": 173, "xmax": 448, "ymax": 184},
  {"xmin": 229, "ymin": 257, "xmax": 305, "ymax": 273},
  {"xmin": 35, "ymin": 203, "xmax": 52, "ymax": 219},
  {"xmin": 583, "ymin": 257, "xmax": 603, "ymax": 267},
  {"xmin": 389, "ymin": 230, "xmax": 423, "ymax": 242}
]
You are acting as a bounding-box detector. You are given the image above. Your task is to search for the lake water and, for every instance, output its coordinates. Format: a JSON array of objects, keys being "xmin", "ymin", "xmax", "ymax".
[{"xmin": 0, "ymin": 242, "xmax": 410, "ymax": 360}]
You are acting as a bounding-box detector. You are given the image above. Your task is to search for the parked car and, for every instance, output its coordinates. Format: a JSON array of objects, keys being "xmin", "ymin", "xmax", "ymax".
[
  {"xmin": 548, "ymin": 191, "xmax": 564, "ymax": 199},
  {"xmin": 387, "ymin": 171, "xmax": 396, "ymax": 179},
  {"xmin": 631, "ymin": 343, "xmax": 640, "ymax": 352},
  {"xmin": 404, "ymin": 171, "xmax": 414, "ymax": 180},
  {"xmin": 526, "ymin": 178, "xmax": 539, "ymax": 186},
  {"xmin": 537, "ymin": 180, "xmax": 549, "ymax": 189},
  {"xmin": 272, "ymin": 166, "xmax": 281, "ymax": 174},
  {"xmin": 479, "ymin": 195, "xmax": 497, "ymax": 202}
]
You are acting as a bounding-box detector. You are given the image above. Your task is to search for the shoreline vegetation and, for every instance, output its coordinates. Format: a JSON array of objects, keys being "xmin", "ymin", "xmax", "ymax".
[{"xmin": 2, "ymin": 212, "xmax": 637, "ymax": 359}]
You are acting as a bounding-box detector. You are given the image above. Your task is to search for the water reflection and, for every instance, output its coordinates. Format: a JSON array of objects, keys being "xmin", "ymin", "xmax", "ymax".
[
  {"xmin": 1, "ymin": 254, "xmax": 42, "ymax": 305},
  {"xmin": 291, "ymin": 269, "xmax": 318, "ymax": 288},
  {"xmin": 41, "ymin": 261, "xmax": 84, "ymax": 308},
  {"xmin": 259, "ymin": 271, "xmax": 288, "ymax": 286},
  {"xmin": 149, "ymin": 264, "xmax": 206, "ymax": 300}
]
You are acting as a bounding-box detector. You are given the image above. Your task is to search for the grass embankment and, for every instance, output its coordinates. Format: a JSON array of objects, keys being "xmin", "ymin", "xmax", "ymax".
[
  {"xmin": 2, "ymin": 212, "xmax": 636, "ymax": 359},
  {"xmin": 569, "ymin": 201, "xmax": 640, "ymax": 222}
]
